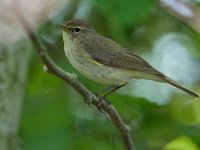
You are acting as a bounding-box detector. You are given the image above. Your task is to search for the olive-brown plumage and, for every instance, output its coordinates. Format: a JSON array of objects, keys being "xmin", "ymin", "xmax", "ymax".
[{"xmin": 57, "ymin": 19, "xmax": 199, "ymax": 98}]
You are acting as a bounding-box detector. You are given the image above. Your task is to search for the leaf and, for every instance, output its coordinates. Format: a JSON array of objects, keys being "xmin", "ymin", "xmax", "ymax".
[{"xmin": 163, "ymin": 136, "xmax": 199, "ymax": 150}]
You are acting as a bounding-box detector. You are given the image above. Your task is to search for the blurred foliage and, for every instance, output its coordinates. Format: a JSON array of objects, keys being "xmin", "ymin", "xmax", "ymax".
[
  {"xmin": 18, "ymin": 0, "xmax": 200, "ymax": 150},
  {"xmin": 164, "ymin": 136, "xmax": 199, "ymax": 150}
]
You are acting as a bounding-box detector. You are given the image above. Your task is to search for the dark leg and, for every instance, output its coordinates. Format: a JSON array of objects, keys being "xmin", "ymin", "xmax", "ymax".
[
  {"xmin": 95, "ymin": 82, "xmax": 127, "ymax": 113},
  {"xmin": 102, "ymin": 82, "xmax": 127, "ymax": 98},
  {"xmin": 95, "ymin": 84, "xmax": 120, "ymax": 96}
]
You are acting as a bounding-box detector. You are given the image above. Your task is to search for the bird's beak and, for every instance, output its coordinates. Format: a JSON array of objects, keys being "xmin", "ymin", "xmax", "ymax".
[{"xmin": 56, "ymin": 25, "xmax": 68, "ymax": 32}]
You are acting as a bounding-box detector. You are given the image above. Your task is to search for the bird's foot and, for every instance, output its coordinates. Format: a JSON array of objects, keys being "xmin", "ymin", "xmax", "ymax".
[
  {"xmin": 96, "ymin": 97, "xmax": 111, "ymax": 113},
  {"xmin": 84, "ymin": 94, "xmax": 111, "ymax": 112},
  {"xmin": 84, "ymin": 94, "xmax": 96, "ymax": 106}
]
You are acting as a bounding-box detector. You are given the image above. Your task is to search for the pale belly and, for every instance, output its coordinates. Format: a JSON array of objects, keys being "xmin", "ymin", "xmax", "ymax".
[
  {"xmin": 65, "ymin": 49, "xmax": 130, "ymax": 84},
  {"xmin": 63, "ymin": 45, "xmax": 129, "ymax": 84}
]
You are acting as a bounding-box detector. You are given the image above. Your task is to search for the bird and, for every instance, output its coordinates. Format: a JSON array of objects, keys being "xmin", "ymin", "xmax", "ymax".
[{"xmin": 57, "ymin": 19, "xmax": 199, "ymax": 99}]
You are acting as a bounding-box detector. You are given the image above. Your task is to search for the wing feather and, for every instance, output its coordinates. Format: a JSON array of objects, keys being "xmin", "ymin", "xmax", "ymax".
[
  {"xmin": 90, "ymin": 48, "xmax": 163, "ymax": 76},
  {"xmin": 80, "ymin": 34, "xmax": 163, "ymax": 76}
]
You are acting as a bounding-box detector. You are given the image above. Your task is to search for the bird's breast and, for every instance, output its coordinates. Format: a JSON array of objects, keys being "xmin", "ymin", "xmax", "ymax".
[
  {"xmin": 63, "ymin": 33, "xmax": 81, "ymax": 70},
  {"xmin": 62, "ymin": 32, "xmax": 131, "ymax": 84}
]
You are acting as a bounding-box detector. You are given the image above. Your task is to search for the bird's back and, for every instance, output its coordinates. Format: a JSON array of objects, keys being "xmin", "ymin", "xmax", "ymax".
[{"xmin": 78, "ymin": 32, "xmax": 164, "ymax": 77}]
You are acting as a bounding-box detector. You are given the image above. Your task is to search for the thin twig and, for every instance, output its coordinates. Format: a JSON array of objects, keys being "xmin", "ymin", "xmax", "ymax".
[
  {"xmin": 11, "ymin": 2, "xmax": 134, "ymax": 150},
  {"xmin": 159, "ymin": 0, "xmax": 200, "ymax": 33}
]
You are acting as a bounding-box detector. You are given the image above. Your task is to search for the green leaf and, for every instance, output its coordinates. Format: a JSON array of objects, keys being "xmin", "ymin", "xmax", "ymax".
[{"xmin": 163, "ymin": 136, "xmax": 199, "ymax": 150}]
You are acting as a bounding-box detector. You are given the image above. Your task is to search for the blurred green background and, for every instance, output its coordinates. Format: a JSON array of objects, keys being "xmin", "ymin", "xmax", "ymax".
[{"xmin": 4, "ymin": 0, "xmax": 200, "ymax": 150}]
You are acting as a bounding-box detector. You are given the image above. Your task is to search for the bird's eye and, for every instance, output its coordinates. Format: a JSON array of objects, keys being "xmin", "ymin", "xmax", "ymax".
[{"xmin": 74, "ymin": 28, "xmax": 80, "ymax": 32}]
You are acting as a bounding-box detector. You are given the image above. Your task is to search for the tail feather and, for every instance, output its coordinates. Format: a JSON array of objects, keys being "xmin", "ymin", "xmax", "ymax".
[{"xmin": 163, "ymin": 76, "xmax": 199, "ymax": 99}]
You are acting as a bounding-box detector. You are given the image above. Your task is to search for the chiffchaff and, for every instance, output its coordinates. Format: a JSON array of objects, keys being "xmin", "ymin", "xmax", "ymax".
[{"xmin": 57, "ymin": 19, "xmax": 199, "ymax": 99}]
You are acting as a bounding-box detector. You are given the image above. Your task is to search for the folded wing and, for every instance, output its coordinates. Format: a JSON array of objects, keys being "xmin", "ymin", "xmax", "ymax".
[{"xmin": 89, "ymin": 48, "xmax": 164, "ymax": 76}]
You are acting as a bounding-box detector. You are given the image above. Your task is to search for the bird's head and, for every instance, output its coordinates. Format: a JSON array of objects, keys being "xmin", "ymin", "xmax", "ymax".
[{"xmin": 57, "ymin": 19, "xmax": 94, "ymax": 40}]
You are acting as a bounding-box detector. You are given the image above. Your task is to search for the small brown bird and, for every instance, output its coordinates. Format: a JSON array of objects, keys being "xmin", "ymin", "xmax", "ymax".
[{"xmin": 57, "ymin": 19, "xmax": 199, "ymax": 99}]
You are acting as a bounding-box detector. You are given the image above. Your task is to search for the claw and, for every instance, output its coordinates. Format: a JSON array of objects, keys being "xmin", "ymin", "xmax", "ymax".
[
  {"xmin": 84, "ymin": 94, "xmax": 111, "ymax": 112},
  {"xmin": 96, "ymin": 98, "xmax": 111, "ymax": 112},
  {"xmin": 84, "ymin": 94, "xmax": 96, "ymax": 105},
  {"xmin": 96, "ymin": 98, "xmax": 105, "ymax": 113}
]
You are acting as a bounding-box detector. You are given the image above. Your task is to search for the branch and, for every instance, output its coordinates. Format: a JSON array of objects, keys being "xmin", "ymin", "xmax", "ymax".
[
  {"xmin": 11, "ymin": 2, "xmax": 135, "ymax": 150},
  {"xmin": 159, "ymin": 0, "xmax": 200, "ymax": 34}
]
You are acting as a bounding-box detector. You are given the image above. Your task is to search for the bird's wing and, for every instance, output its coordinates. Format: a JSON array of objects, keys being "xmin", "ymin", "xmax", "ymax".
[
  {"xmin": 80, "ymin": 34, "xmax": 163, "ymax": 76},
  {"xmin": 88, "ymin": 48, "xmax": 164, "ymax": 76}
]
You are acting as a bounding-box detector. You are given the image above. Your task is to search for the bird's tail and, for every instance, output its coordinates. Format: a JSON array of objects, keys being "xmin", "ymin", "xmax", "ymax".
[{"xmin": 163, "ymin": 76, "xmax": 199, "ymax": 99}]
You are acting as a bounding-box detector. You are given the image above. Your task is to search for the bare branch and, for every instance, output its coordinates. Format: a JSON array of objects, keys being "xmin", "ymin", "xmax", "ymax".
[
  {"xmin": 11, "ymin": 1, "xmax": 135, "ymax": 150},
  {"xmin": 159, "ymin": 0, "xmax": 200, "ymax": 33}
]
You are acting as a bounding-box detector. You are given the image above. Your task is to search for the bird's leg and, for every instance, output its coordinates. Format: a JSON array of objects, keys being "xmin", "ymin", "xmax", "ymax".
[
  {"xmin": 95, "ymin": 84, "xmax": 120, "ymax": 96},
  {"xmin": 94, "ymin": 85, "xmax": 117, "ymax": 112},
  {"xmin": 102, "ymin": 82, "xmax": 127, "ymax": 99},
  {"xmin": 95, "ymin": 82, "xmax": 127, "ymax": 112}
]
